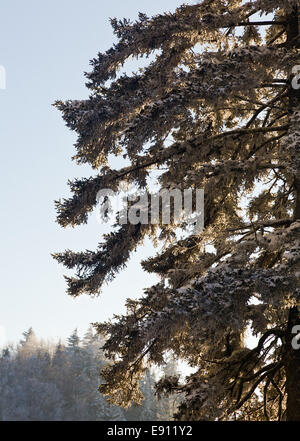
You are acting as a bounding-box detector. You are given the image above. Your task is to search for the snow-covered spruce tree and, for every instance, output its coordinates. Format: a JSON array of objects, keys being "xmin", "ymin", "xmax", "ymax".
[{"xmin": 54, "ymin": 0, "xmax": 300, "ymax": 420}]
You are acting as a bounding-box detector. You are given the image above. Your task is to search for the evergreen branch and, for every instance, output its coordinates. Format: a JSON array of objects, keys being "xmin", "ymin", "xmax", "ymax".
[
  {"xmin": 238, "ymin": 361, "xmax": 279, "ymax": 383},
  {"xmin": 207, "ymin": 125, "xmax": 288, "ymax": 143},
  {"xmin": 267, "ymin": 29, "xmax": 286, "ymax": 45},
  {"xmin": 233, "ymin": 363, "xmax": 283, "ymax": 412},
  {"xmin": 232, "ymin": 21, "xmax": 287, "ymax": 27},
  {"xmin": 246, "ymin": 93, "xmax": 287, "ymax": 128},
  {"xmin": 247, "ymin": 133, "xmax": 286, "ymax": 158},
  {"xmin": 263, "ymin": 374, "xmax": 273, "ymax": 421},
  {"xmin": 271, "ymin": 378, "xmax": 284, "ymax": 421},
  {"xmin": 227, "ymin": 219, "xmax": 293, "ymax": 232}
]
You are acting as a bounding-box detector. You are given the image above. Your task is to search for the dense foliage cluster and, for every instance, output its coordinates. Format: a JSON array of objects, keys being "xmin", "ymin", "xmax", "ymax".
[{"xmin": 54, "ymin": 0, "xmax": 300, "ymax": 420}]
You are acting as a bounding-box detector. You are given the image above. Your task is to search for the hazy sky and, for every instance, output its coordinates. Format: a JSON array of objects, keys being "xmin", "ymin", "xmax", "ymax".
[{"xmin": 0, "ymin": 0, "xmax": 187, "ymax": 346}]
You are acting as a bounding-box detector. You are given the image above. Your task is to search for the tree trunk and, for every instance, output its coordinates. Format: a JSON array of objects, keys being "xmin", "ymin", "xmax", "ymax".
[
  {"xmin": 284, "ymin": 1, "xmax": 300, "ymax": 421},
  {"xmin": 285, "ymin": 308, "xmax": 300, "ymax": 420}
]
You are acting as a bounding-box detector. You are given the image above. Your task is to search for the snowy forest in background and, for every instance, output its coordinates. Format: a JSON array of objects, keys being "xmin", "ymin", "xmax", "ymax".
[{"xmin": 0, "ymin": 328, "xmax": 180, "ymax": 421}]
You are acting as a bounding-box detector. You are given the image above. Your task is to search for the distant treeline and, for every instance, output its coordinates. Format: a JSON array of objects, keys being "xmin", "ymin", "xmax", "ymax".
[{"xmin": 0, "ymin": 327, "xmax": 180, "ymax": 421}]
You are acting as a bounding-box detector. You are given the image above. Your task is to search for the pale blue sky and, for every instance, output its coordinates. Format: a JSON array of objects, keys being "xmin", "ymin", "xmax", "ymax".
[{"xmin": 0, "ymin": 0, "xmax": 186, "ymax": 346}]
